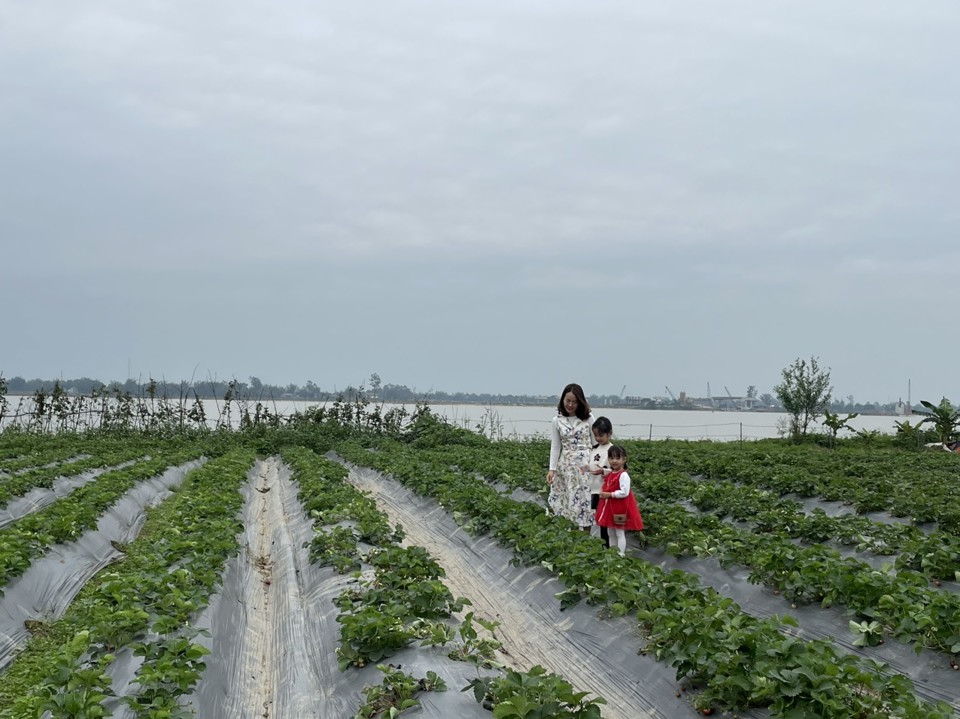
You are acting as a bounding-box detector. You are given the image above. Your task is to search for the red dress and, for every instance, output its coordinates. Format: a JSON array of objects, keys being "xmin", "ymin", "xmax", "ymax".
[{"xmin": 595, "ymin": 470, "xmax": 644, "ymax": 530}]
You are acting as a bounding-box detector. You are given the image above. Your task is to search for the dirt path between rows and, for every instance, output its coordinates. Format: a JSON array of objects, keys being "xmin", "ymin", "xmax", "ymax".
[
  {"xmin": 346, "ymin": 464, "xmax": 707, "ymax": 719},
  {"xmin": 237, "ymin": 459, "xmax": 282, "ymax": 718},
  {"xmin": 190, "ymin": 457, "xmax": 358, "ymax": 719}
]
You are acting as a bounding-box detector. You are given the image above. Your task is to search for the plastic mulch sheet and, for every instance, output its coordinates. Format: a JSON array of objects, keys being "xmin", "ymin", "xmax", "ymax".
[
  {"xmin": 342, "ymin": 463, "xmax": 733, "ymax": 719},
  {"xmin": 186, "ymin": 458, "xmax": 365, "ymax": 718},
  {"xmin": 0, "ymin": 460, "xmax": 204, "ymax": 671},
  {"xmin": 498, "ymin": 471, "xmax": 960, "ymax": 713},
  {"xmin": 0, "ymin": 460, "xmax": 138, "ymax": 529}
]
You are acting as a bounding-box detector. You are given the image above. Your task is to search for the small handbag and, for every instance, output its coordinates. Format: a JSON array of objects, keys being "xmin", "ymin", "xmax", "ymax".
[{"xmin": 612, "ymin": 513, "xmax": 627, "ymax": 525}]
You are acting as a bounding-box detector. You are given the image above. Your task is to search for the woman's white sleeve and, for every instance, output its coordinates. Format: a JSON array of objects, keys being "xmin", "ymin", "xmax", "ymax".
[
  {"xmin": 549, "ymin": 418, "xmax": 561, "ymax": 471},
  {"xmin": 612, "ymin": 471, "xmax": 631, "ymax": 498}
]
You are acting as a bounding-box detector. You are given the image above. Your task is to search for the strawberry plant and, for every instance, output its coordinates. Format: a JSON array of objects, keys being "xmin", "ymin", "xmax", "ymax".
[
  {"xmin": 849, "ymin": 620, "xmax": 884, "ymax": 647},
  {"xmin": 335, "ymin": 544, "xmax": 469, "ymax": 668},
  {"xmin": 35, "ymin": 631, "xmax": 114, "ymax": 719},
  {"xmin": 124, "ymin": 632, "xmax": 210, "ymax": 718},
  {"xmin": 442, "ymin": 612, "xmax": 504, "ymax": 668},
  {"xmin": 354, "ymin": 664, "xmax": 446, "ymax": 719},
  {"xmin": 311, "ymin": 525, "xmax": 363, "ymax": 572},
  {"xmin": 465, "ymin": 665, "xmax": 605, "ymax": 719}
]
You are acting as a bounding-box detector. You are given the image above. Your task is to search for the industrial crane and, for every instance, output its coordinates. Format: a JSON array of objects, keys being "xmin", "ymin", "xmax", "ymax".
[
  {"xmin": 724, "ymin": 386, "xmax": 738, "ymax": 410},
  {"xmin": 664, "ymin": 386, "xmax": 677, "ymax": 402}
]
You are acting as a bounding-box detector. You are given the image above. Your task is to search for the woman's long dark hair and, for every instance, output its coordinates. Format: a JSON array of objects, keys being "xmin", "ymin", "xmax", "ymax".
[{"xmin": 557, "ymin": 383, "xmax": 590, "ymax": 420}]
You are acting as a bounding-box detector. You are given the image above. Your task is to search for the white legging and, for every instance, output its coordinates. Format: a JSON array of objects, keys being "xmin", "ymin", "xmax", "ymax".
[{"xmin": 608, "ymin": 527, "xmax": 627, "ymax": 555}]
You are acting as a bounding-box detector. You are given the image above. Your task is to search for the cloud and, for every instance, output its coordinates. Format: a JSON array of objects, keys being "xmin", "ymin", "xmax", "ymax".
[{"xmin": 1, "ymin": 0, "xmax": 958, "ymax": 399}]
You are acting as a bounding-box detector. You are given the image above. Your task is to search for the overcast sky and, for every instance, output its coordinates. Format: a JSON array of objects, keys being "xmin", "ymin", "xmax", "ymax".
[{"xmin": 2, "ymin": 1, "xmax": 958, "ymax": 403}]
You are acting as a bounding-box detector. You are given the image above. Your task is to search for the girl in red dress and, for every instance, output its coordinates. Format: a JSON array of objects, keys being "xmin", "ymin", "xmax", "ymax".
[{"xmin": 594, "ymin": 445, "xmax": 643, "ymax": 556}]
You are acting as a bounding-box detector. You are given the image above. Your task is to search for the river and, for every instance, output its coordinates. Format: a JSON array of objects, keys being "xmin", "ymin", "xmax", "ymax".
[
  {"xmin": 385, "ymin": 403, "xmax": 911, "ymax": 441},
  {"xmin": 228, "ymin": 399, "xmax": 909, "ymax": 441}
]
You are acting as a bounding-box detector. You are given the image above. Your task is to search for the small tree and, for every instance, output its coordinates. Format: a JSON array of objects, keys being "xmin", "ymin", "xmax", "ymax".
[
  {"xmin": 774, "ymin": 356, "xmax": 832, "ymax": 441},
  {"xmin": 894, "ymin": 418, "xmax": 927, "ymax": 449},
  {"xmin": 822, "ymin": 410, "xmax": 858, "ymax": 449},
  {"xmin": 918, "ymin": 398, "xmax": 960, "ymax": 444}
]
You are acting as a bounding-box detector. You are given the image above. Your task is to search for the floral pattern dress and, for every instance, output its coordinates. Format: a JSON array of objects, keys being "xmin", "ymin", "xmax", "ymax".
[{"xmin": 548, "ymin": 414, "xmax": 595, "ymax": 527}]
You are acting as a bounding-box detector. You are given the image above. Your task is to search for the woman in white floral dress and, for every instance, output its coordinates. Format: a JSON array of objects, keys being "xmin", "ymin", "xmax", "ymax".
[{"xmin": 546, "ymin": 383, "xmax": 595, "ymax": 530}]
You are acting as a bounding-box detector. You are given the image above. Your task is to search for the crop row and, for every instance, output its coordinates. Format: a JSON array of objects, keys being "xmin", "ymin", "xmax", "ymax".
[
  {"xmin": 432, "ymin": 438, "xmax": 960, "ymax": 648},
  {"xmin": 642, "ymin": 472, "xmax": 960, "ymax": 579},
  {"xmin": 636, "ymin": 493, "xmax": 960, "ymax": 656},
  {"xmin": 0, "ymin": 444, "xmax": 89, "ymax": 474},
  {"xmin": 624, "ymin": 440, "xmax": 960, "ymax": 532},
  {"xmin": 0, "ymin": 448, "xmax": 255, "ymax": 717},
  {"xmin": 280, "ymin": 446, "xmax": 403, "ymax": 570},
  {"xmin": 0, "ymin": 446, "xmax": 212, "ymax": 591},
  {"xmin": 336, "ymin": 437, "xmax": 954, "ymax": 717},
  {"xmin": 0, "ymin": 439, "xmax": 161, "ymax": 510},
  {"xmin": 281, "ymin": 446, "xmax": 604, "ymax": 718},
  {"xmin": 0, "ymin": 433, "xmax": 169, "ymax": 473},
  {"xmin": 437, "ymin": 439, "xmax": 960, "ymax": 658},
  {"xmin": 0, "ymin": 431, "xmax": 96, "ymax": 465},
  {"xmin": 637, "ymin": 470, "xmax": 960, "ymax": 579}
]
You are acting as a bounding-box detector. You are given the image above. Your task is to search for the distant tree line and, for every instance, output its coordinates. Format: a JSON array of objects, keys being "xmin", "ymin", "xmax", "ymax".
[{"xmin": 0, "ymin": 374, "xmax": 559, "ymax": 406}]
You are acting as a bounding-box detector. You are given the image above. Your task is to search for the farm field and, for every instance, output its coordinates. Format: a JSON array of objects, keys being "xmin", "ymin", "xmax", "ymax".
[{"xmin": 0, "ymin": 404, "xmax": 958, "ymax": 718}]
